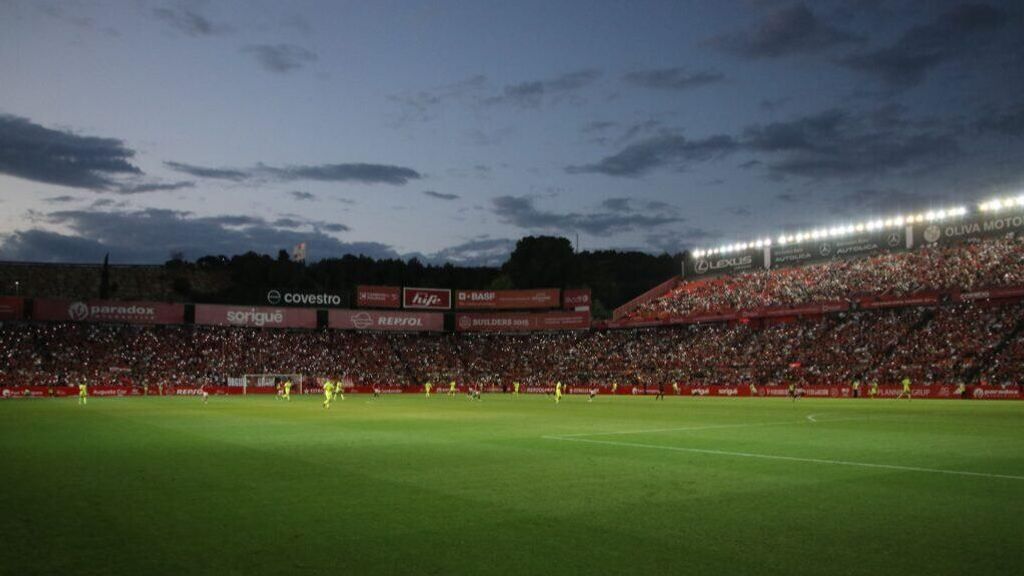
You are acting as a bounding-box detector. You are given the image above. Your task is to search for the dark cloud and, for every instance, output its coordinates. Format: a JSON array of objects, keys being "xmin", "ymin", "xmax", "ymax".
[
  {"xmin": 164, "ymin": 161, "xmax": 249, "ymax": 181},
  {"xmin": 840, "ymin": 3, "xmax": 1007, "ymax": 87},
  {"xmin": 485, "ymin": 69, "xmax": 601, "ymax": 108},
  {"xmin": 623, "ymin": 68, "xmax": 724, "ymax": 90},
  {"xmin": 43, "ymin": 195, "xmax": 79, "ymax": 204},
  {"xmin": 600, "ymin": 198, "xmax": 632, "ymax": 212},
  {"xmin": 0, "ymin": 114, "xmax": 140, "ymax": 190},
  {"xmin": 113, "ymin": 180, "xmax": 194, "ymax": 195},
  {"xmin": 726, "ymin": 206, "xmax": 753, "ymax": 216},
  {"xmin": 567, "ymin": 133, "xmax": 738, "ymax": 177},
  {"xmin": 153, "ymin": 6, "xmax": 228, "ymax": 37},
  {"xmin": 711, "ymin": 2, "xmax": 860, "ymax": 58},
  {"xmin": 289, "ymin": 191, "xmax": 317, "ymax": 201},
  {"xmin": 423, "ymin": 190, "xmax": 459, "ymax": 201},
  {"xmin": 0, "ymin": 208, "xmax": 386, "ymax": 264},
  {"xmin": 261, "ymin": 163, "xmax": 421, "ymax": 185},
  {"xmin": 165, "ymin": 160, "xmax": 421, "ymax": 185},
  {"xmin": 492, "ymin": 196, "xmax": 680, "ymax": 235},
  {"xmin": 742, "ymin": 108, "xmax": 961, "ymax": 179},
  {"xmin": 243, "ymin": 44, "xmax": 318, "ymax": 74}
]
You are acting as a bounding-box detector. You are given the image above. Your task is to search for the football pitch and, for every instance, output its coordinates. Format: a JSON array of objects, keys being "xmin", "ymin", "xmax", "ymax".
[{"xmin": 1, "ymin": 394, "xmax": 1021, "ymax": 576}]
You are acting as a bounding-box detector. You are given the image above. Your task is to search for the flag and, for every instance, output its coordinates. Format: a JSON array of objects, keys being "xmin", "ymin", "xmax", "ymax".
[{"xmin": 291, "ymin": 242, "xmax": 307, "ymax": 262}]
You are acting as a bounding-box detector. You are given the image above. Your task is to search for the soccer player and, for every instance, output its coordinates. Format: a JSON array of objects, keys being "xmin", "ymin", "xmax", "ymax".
[
  {"xmin": 897, "ymin": 377, "xmax": 912, "ymax": 401},
  {"xmin": 656, "ymin": 381, "xmax": 665, "ymax": 400},
  {"xmin": 424, "ymin": 381, "xmax": 432, "ymax": 399},
  {"xmin": 851, "ymin": 379, "xmax": 861, "ymax": 398},
  {"xmin": 611, "ymin": 381, "xmax": 618, "ymax": 395},
  {"xmin": 672, "ymin": 382, "xmax": 680, "ymax": 396},
  {"xmin": 448, "ymin": 380, "xmax": 457, "ymax": 397},
  {"xmin": 955, "ymin": 382, "xmax": 967, "ymax": 399},
  {"xmin": 555, "ymin": 381, "xmax": 563, "ymax": 404},
  {"xmin": 869, "ymin": 380, "xmax": 879, "ymax": 399},
  {"xmin": 513, "ymin": 381, "xmax": 520, "ymax": 397},
  {"xmin": 335, "ymin": 377, "xmax": 345, "ymax": 401},
  {"xmin": 283, "ymin": 380, "xmax": 293, "ymax": 402},
  {"xmin": 78, "ymin": 380, "xmax": 88, "ymax": 406},
  {"xmin": 200, "ymin": 384, "xmax": 209, "ymax": 405},
  {"xmin": 749, "ymin": 382, "xmax": 757, "ymax": 396},
  {"xmin": 373, "ymin": 385, "xmax": 381, "ymax": 399},
  {"xmin": 588, "ymin": 386, "xmax": 597, "ymax": 402},
  {"xmin": 788, "ymin": 382, "xmax": 796, "ymax": 402},
  {"xmin": 323, "ymin": 380, "xmax": 334, "ymax": 409}
]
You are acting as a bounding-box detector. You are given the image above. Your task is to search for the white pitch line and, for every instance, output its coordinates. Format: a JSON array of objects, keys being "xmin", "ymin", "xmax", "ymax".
[
  {"xmin": 541, "ymin": 436, "xmax": 1024, "ymax": 482},
  {"xmin": 806, "ymin": 414, "xmax": 818, "ymax": 423},
  {"xmin": 554, "ymin": 417, "xmax": 862, "ymax": 439}
]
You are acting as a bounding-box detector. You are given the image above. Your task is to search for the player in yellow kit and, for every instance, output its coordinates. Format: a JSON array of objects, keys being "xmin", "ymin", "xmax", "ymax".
[
  {"xmin": 283, "ymin": 380, "xmax": 292, "ymax": 402},
  {"xmin": 897, "ymin": 377, "xmax": 912, "ymax": 400},
  {"xmin": 513, "ymin": 381, "xmax": 520, "ymax": 397},
  {"xmin": 448, "ymin": 380, "xmax": 457, "ymax": 397},
  {"xmin": 78, "ymin": 381, "xmax": 88, "ymax": 406},
  {"xmin": 555, "ymin": 381, "xmax": 563, "ymax": 404},
  {"xmin": 323, "ymin": 380, "xmax": 334, "ymax": 409},
  {"xmin": 424, "ymin": 381, "xmax": 432, "ymax": 398}
]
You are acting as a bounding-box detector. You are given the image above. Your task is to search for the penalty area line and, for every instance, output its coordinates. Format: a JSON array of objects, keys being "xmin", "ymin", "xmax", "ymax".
[{"xmin": 540, "ymin": 436, "xmax": 1024, "ymax": 482}]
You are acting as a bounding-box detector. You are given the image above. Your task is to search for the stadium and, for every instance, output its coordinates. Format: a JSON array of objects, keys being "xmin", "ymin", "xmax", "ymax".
[{"xmin": 2, "ymin": 3, "xmax": 1023, "ymax": 576}]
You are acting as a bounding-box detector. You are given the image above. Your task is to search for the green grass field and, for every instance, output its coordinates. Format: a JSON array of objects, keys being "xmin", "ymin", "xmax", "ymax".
[{"xmin": 1, "ymin": 394, "xmax": 1022, "ymax": 576}]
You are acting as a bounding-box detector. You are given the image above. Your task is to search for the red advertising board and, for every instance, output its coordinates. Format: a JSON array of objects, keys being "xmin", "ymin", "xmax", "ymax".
[
  {"xmin": 403, "ymin": 287, "xmax": 451, "ymax": 310},
  {"xmin": 356, "ymin": 285, "xmax": 401, "ymax": 309},
  {"xmin": 0, "ymin": 296, "xmax": 24, "ymax": 320},
  {"xmin": 562, "ymin": 288, "xmax": 592, "ymax": 311},
  {"xmin": 329, "ymin": 309, "xmax": 444, "ymax": 332},
  {"xmin": 194, "ymin": 304, "xmax": 316, "ymax": 328},
  {"xmin": 455, "ymin": 311, "xmax": 590, "ymax": 332},
  {"xmin": 859, "ymin": 292, "xmax": 941, "ymax": 309},
  {"xmin": 456, "ymin": 288, "xmax": 560, "ymax": 310},
  {"xmin": 956, "ymin": 286, "xmax": 1024, "ymax": 302},
  {"xmin": 32, "ymin": 299, "xmax": 184, "ymax": 324}
]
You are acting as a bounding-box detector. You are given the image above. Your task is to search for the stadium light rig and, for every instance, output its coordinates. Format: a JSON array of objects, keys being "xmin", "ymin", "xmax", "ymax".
[
  {"xmin": 690, "ymin": 205, "xmax": 969, "ymax": 259},
  {"xmin": 979, "ymin": 194, "xmax": 1024, "ymax": 212}
]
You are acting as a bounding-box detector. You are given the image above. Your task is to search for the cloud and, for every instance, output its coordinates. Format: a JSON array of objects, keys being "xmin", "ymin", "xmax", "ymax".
[
  {"xmin": 422, "ymin": 190, "xmax": 459, "ymax": 201},
  {"xmin": 0, "ymin": 114, "xmax": 140, "ymax": 189},
  {"xmin": 711, "ymin": 2, "xmax": 860, "ymax": 58},
  {"xmin": 840, "ymin": 3, "xmax": 1007, "ymax": 87},
  {"xmin": 165, "ymin": 160, "xmax": 422, "ymax": 185},
  {"xmin": 243, "ymin": 44, "xmax": 317, "ymax": 73},
  {"xmin": 567, "ymin": 133, "xmax": 738, "ymax": 177},
  {"xmin": 424, "ymin": 237, "xmax": 515, "ymax": 267},
  {"xmin": 261, "ymin": 163, "xmax": 421, "ymax": 184},
  {"xmin": 163, "ymin": 161, "xmax": 249, "ymax": 181},
  {"xmin": 623, "ymin": 68, "xmax": 724, "ymax": 90},
  {"xmin": 289, "ymin": 191, "xmax": 317, "ymax": 201},
  {"xmin": 113, "ymin": 180, "xmax": 194, "ymax": 195},
  {"xmin": 43, "ymin": 195, "xmax": 79, "ymax": 204},
  {"xmin": 389, "ymin": 75, "xmax": 488, "ymax": 125},
  {"xmin": 484, "ymin": 69, "xmax": 602, "ymax": 108},
  {"xmin": 742, "ymin": 108, "xmax": 960, "ymax": 179},
  {"xmin": 153, "ymin": 5, "xmax": 228, "ymax": 37},
  {"xmin": 0, "ymin": 208, "xmax": 388, "ymax": 263},
  {"xmin": 492, "ymin": 196, "xmax": 680, "ymax": 235}
]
